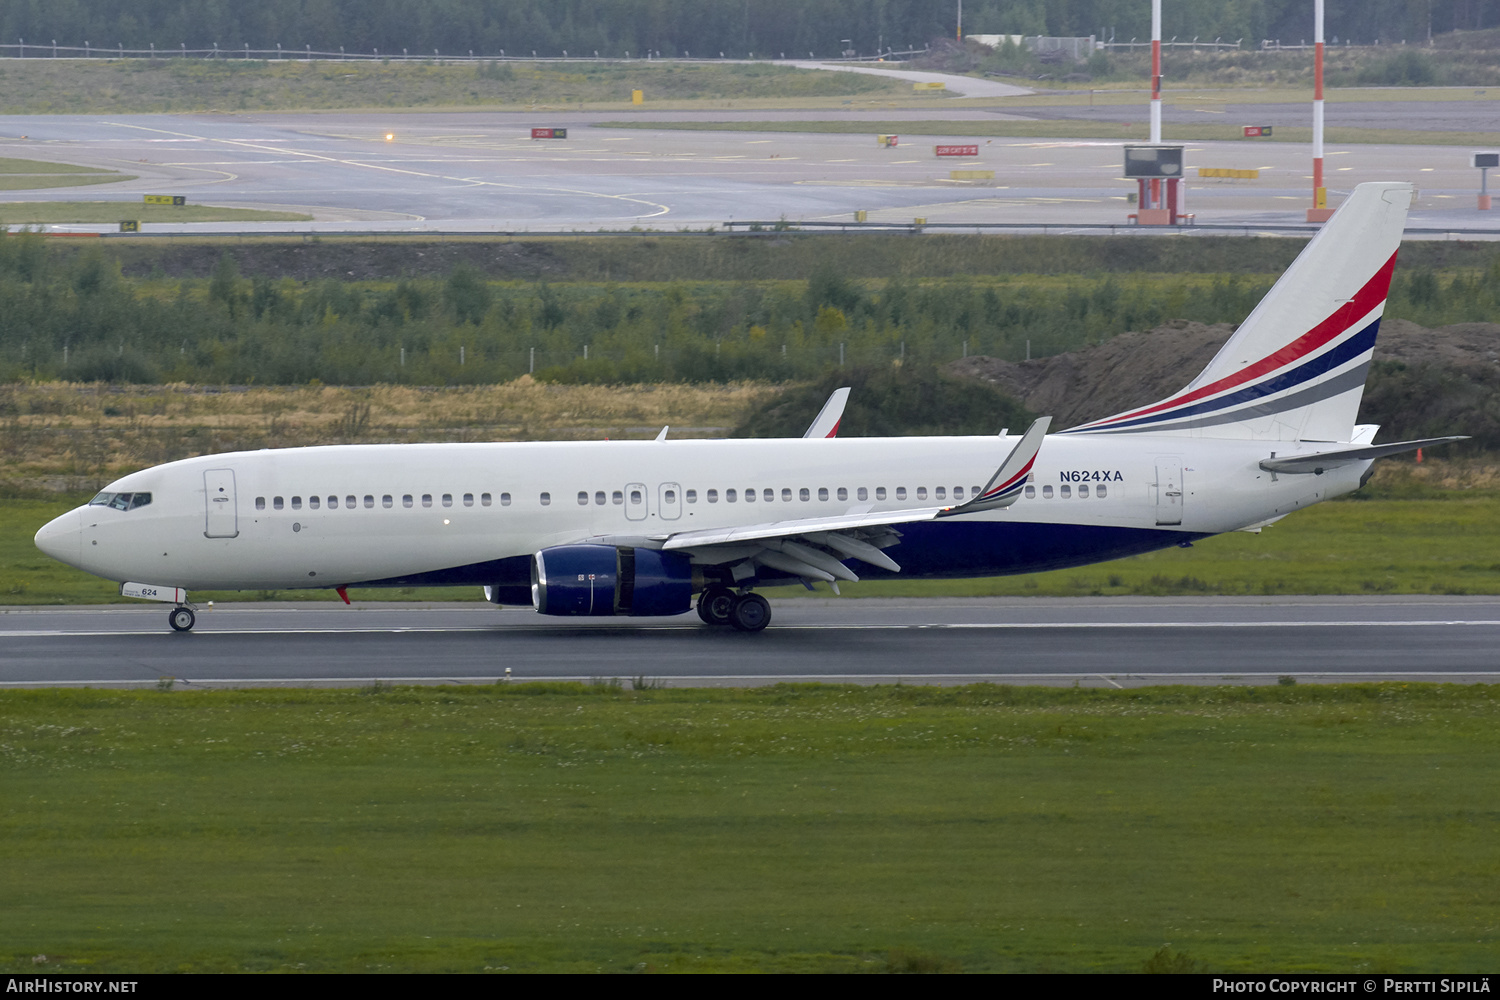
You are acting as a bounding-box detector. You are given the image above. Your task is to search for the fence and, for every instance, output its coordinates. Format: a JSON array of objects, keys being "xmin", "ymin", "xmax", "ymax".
[{"xmin": 0, "ymin": 42, "xmax": 930, "ymax": 62}]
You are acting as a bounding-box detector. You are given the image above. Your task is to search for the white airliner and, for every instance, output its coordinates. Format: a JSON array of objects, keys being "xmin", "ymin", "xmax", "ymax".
[{"xmin": 35, "ymin": 182, "xmax": 1461, "ymax": 633}]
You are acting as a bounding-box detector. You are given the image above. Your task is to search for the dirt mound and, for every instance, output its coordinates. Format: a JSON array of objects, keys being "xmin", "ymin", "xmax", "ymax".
[
  {"xmin": 950, "ymin": 318, "xmax": 1500, "ymax": 431},
  {"xmin": 948, "ymin": 320, "xmax": 1234, "ymax": 429}
]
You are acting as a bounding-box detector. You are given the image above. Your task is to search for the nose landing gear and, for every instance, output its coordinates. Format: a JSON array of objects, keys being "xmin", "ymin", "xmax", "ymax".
[{"xmin": 169, "ymin": 606, "xmax": 196, "ymax": 632}]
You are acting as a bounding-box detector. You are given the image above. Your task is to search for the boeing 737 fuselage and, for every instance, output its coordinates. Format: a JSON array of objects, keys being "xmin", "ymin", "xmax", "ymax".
[{"xmin": 33, "ymin": 183, "xmax": 1462, "ymax": 632}]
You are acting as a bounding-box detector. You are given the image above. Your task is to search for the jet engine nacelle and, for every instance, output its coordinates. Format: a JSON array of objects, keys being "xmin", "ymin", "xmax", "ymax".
[{"xmin": 531, "ymin": 544, "xmax": 695, "ymax": 617}]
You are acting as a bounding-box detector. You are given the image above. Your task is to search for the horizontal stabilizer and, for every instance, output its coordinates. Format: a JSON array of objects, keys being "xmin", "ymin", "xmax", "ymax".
[{"xmin": 1259, "ymin": 436, "xmax": 1467, "ymax": 474}]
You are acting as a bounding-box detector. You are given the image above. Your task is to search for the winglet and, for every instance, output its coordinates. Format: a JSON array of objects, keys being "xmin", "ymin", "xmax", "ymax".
[
  {"xmin": 939, "ymin": 417, "xmax": 1051, "ymax": 516},
  {"xmin": 803, "ymin": 387, "xmax": 851, "ymax": 438}
]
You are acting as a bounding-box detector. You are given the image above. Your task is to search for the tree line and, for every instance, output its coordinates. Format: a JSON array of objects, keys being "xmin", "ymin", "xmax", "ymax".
[
  {"xmin": 1, "ymin": 1, "xmax": 1493, "ymax": 61},
  {"xmin": 2, "ymin": 234, "xmax": 1497, "ymax": 396}
]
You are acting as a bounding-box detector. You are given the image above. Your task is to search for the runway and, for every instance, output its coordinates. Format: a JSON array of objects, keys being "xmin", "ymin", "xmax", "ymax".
[
  {"xmin": 4, "ymin": 596, "xmax": 1498, "ymax": 688},
  {"xmin": 2, "ymin": 92, "xmax": 1498, "ymax": 233}
]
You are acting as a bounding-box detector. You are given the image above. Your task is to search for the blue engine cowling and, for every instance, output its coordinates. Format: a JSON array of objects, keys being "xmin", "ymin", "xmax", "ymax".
[{"xmin": 532, "ymin": 545, "xmax": 694, "ymax": 617}]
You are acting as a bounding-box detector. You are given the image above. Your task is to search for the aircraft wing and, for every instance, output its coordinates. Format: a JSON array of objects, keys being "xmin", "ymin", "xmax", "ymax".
[{"xmin": 591, "ymin": 417, "xmax": 1050, "ymax": 588}]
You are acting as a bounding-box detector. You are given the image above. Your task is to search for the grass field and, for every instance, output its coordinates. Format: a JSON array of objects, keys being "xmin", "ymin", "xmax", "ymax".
[
  {"xmin": 0, "ymin": 59, "xmax": 907, "ymax": 115},
  {"xmin": 6, "ymin": 478, "xmax": 1499, "ymax": 605},
  {"xmin": 0, "ymin": 202, "xmax": 314, "ymax": 224},
  {"xmin": 3, "ymin": 682, "xmax": 1497, "ymax": 973}
]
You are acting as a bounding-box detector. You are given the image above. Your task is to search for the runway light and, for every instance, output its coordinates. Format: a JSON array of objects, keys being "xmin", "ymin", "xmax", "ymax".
[
  {"xmin": 385, "ymin": 133, "xmax": 394, "ymax": 141},
  {"xmin": 443, "ymin": 519, "xmax": 450, "ymax": 525}
]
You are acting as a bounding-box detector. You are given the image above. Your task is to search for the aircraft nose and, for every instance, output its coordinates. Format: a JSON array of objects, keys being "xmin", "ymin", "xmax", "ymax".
[{"xmin": 34, "ymin": 508, "xmax": 84, "ymax": 568}]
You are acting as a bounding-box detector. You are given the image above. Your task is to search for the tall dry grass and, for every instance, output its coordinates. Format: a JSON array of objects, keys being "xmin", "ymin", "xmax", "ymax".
[{"xmin": 0, "ymin": 380, "xmax": 779, "ymax": 495}]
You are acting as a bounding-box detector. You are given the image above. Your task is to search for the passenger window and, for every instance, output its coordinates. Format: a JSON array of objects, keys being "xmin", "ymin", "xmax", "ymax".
[
  {"xmin": 1024, "ymin": 485, "xmax": 1036, "ymax": 499},
  {"xmin": 686, "ymin": 490, "xmax": 697, "ymax": 503},
  {"xmin": 665, "ymin": 489, "xmax": 677, "ymax": 504},
  {"xmin": 481, "ymin": 493, "xmax": 492, "ymax": 507},
  {"xmin": 422, "ymin": 494, "xmax": 432, "ymax": 508},
  {"xmin": 345, "ymin": 495, "xmax": 356, "ymax": 509},
  {"xmin": 442, "ymin": 494, "xmax": 453, "ymax": 507},
  {"xmin": 594, "ymin": 491, "xmax": 606, "ymax": 505},
  {"xmin": 256, "ymin": 497, "xmax": 266, "ymax": 511},
  {"xmin": 707, "ymin": 489, "xmax": 718, "ymax": 503},
  {"xmin": 611, "ymin": 490, "xmax": 623, "ymax": 505},
  {"xmin": 463, "ymin": 493, "xmax": 474, "ymax": 507},
  {"xmin": 953, "ymin": 487, "xmax": 963, "ymax": 500},
  {"xmin": 364, "ymin": 495, "xmax": 374, "ymax": 508},
  {"xmin": 1079, "ymin": 484, "xmax": 1089, "ymax": 498},
  {"xmin": 383, "ymin": 495, "xmax": 393, "ymax": 508},
  {"xmin": 1097, "ymin": 484, "xmax": 1108, "ymax": 499},
  {"xmin": 799, "ymin": 488, "xmax": 809, "ymax": 502},
  {"xmin": 1061, "ymin": 485, "xmax": 1071, "ymax": 499},
  {"xmin": 935, "ymin": 487, "xmax": 946, "ymax": 500},
  {"xmin": 577, "ymin": 491, "xmax": 589, "ymax": 506},
  {"xmin": 818, "ymin": 487, "xmax": 828, "ymax": 501},
  {"xmin": 328, "ymin": 496, "xmax": 339, "ymax": 509},
  {"xmin": 1043, "ymin": 485, "xmax": 1054, "ymax": 498},
  {"xmin": 291, "ymin": 497, "xmax": 302, "ymax": 510},
  {"xmin": 917, "ymin": 487, "xmax": 927, "ymax": 500},
  {"xmin": 726, "ymin": 489, "xmax": 737, "ymax": 502},
  {"xmin": 875, "ymin": 487, "xmax": 886, "ymax": 500},
  {"xmin": 972, "ymin": 486, "xmax": 982, "ymax": 496},
  {"xmin": 402, "ymin": 495, "xmax": 413, "ymax": 508},
  {"xmin": 857, "ymin": 487, "xmax": 867, "ymax": 501},
  {"xmin": 837, "ymin": 487, "xmax": 847, "ymax": 501},
  {"xmin": 501, "ymin": 492, "xmax": 512, "ymax": 506},
  {"xmin": 766, "ymin": 489, "xmax": 776, "ymax": 503},
  {"xmin": 274, "ymin": 496, "xmax": 285, "ymax": 510},
  {"xmin": 310, "ymin": 496, "xmax": 321, "ymax": 509},
  {"xmin": 896, "ymin": 487, "xmax": 907, "ymax": 500},
  {"xmin": 744, "ymin": 489, "xmax": 755, "ymax": 503},
  {"xmin": 541, "ymin": 492, "xmax": 552, "ymax": 506},
  {"xmin": 630, "ymin": 489, "xmax": 642, "ymax": 504}
]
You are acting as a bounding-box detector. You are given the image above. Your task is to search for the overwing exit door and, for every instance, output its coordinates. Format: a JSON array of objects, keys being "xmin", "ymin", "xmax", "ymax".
[
  {"xmin": 203, "ymin": 468, "xmax": 239, "ymax": 538},
  {"xmin": 658, "ymin": 482, "xmax": 682, "ymax": 521}
]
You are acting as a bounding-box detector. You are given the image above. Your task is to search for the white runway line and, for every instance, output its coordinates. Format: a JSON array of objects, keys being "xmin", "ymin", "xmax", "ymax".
[
  {"xmin": 4, "ymin": 671, "xmax": 1500, "ymax": 688},
  {"xmin": 5, "ymin": 619, "xmax": 1500, "ymax": 638}
]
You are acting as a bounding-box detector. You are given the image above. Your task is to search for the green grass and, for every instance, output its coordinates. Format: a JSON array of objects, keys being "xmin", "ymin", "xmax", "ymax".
[
  {"xmin": 0, "ymin": 174, "xmax": 138, "ymax": 192},
  {"xmin": 0, "ymin": 59, "xmax": 906, "ymax": 115},
  {"xmin": 0, "ymin": 202, "xmax": 314, "ymax": 224},
  {"xmin": 0, "ymin": 158, "xmax": 115, "ymax": 175},
  {"xmin": 598, "ymin": 118, "xmax": 1500, "ymax": 147},
  {"xmin": 7, "ymin": 491, "xmax": 1499, "ymax": 605},
  {"xmin": 0, "ymin": 157, "xmax": 127, "ymax": 192},
  {"xmin": 2, "ymin": 682, "xmax": 1497, "ymax": 973}
]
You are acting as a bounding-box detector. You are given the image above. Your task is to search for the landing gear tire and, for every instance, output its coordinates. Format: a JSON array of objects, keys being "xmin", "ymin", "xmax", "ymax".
[
  {"xmin": 169, "ymin": 606, "xmax": 196, "ymax": 632},
  {"xmin": 697, "ymin": 587, "xmax": 736, "ymax": 626},
  {"xmin": 728, "ymin": 593, "xmax": 772, "ymax": 633}
]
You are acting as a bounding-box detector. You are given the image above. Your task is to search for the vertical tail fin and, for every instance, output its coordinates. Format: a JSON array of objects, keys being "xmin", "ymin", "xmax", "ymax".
[{"xmin": 1065, "ymin": 182, "xmax": 1413, "ymax": 442}]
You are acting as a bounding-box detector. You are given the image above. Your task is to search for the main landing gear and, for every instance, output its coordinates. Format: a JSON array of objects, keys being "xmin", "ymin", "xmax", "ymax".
[
  {"xmin": 697, "ymin": 587, "xmax": 771, "ymax": 633},
  {"xmin": 169, "ymin": 606, "xmax": 196, "ymax": 632}
]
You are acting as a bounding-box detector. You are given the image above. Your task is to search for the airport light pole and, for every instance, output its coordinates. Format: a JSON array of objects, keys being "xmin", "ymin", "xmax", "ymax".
[{"xmin": 1307, "ymin": 0, "xmax": 1334, "ymax": 221}]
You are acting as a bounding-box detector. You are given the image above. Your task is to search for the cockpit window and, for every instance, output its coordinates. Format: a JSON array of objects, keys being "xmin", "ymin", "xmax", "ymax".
[{"xmin": 89, "ymin": 491, "xmax": 151, "ymax": 511}]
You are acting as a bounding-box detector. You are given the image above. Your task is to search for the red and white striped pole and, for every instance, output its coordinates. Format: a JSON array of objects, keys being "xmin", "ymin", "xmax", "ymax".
[
  {"xmin": 1150, "ymin": 0, "xmax": 1162, "ymax": 144},
  {"xmin": 1307, "ymin": 0, "xmax": 1334, "ymax": 221},
  {"xmin": 1149, "ymin": 0, "xmax": 1162, "ymax": 209}
]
